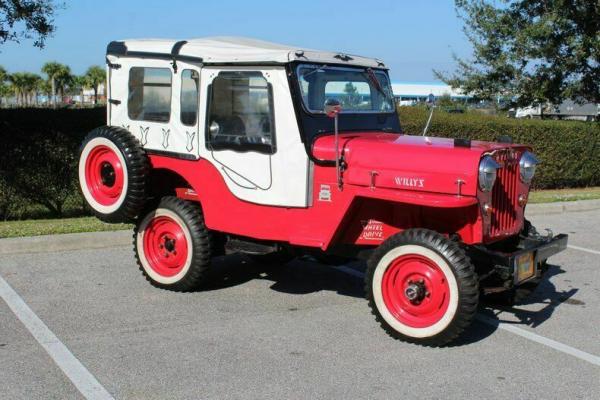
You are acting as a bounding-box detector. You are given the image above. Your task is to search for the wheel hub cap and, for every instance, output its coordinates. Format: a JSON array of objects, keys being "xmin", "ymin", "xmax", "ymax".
[
  {"xmin": 404, "ymin": 280, "xmax": 426, "ymax": 302},
  {"xmin": 84, "ymin": 145, "xmax": 124, "ymax": 206},
  {"xmin": 143, "ymin": 216, "xmax": 188, "ymax": 277},
  {"xmin": 381, "ymin": 254, "xmax": 450, "ymax": 328}
]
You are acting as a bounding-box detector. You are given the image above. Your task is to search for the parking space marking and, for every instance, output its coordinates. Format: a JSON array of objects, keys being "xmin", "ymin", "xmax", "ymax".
[
  {"xmin": 568, "ymin": 245, "xmax": 600, "ymax": 256},
  {"xmin": 476, "ymin": 315, "xmax": 600, "ymax": 367},
  {"xmin": 333, "ymin": 265, "xmax": 600, "ymax": 367},
  {"xmin": 0, "ymin": 275, "xmax": 115, "ymax": 400}
]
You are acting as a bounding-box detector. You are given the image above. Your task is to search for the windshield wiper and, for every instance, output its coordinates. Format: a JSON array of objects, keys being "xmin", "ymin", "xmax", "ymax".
[
  {"xmin": 300, "ymin": 64, "xmax": 329, "ymax": 80},
  {"xmin": 364, "ymin": 68, "xmax": 394, "ymax": 104}
]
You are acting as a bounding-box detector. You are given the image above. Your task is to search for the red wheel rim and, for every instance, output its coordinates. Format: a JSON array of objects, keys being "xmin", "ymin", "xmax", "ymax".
[
  {"xmin": 381, "ymin": 254, "xmax": 450, "ymax": 328},
  {"xmin": 84, "ymin": 145, "xmax": 124, "ymax": 206},
  {"xmin": 143, "ymin": 215, "xmax": 189, "ymax": 277}
]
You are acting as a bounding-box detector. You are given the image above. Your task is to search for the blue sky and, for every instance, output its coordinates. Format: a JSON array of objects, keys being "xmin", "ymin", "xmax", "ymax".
[{"xmin": 0, "ymin": 0, "xmax": 470, "ymax": 82}]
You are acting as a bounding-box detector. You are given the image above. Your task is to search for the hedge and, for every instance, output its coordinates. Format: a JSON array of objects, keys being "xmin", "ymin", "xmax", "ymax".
[
  {"xmin": 0, "ymin": 107, "xmax": 598, "ymax": 220},
  {"xmin": 398, "ymin": 107, "xmax": 600, "ymax": 190},
  {"xmin": 0, "ymin": 108, "xmax": 105, "ymax": 220}
]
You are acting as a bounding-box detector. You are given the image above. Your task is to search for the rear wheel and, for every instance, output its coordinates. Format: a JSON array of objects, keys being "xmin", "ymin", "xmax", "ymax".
[
  {"xmin": 134, "ymin": 197, "xmax": 212, "ymax": 291},
  {"xmin": 366, "ymin": 229, "xmax": 478, "ymax": 346}
]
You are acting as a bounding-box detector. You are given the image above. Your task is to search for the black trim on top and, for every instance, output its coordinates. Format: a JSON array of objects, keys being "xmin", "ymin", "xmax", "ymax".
[
  {"xmin": 170, "ymin": 40, "xmax": 188, "ymax": 73},
  {"xmin": 106, "ymin": 41, "xmax": 204, "ymax": 64}
]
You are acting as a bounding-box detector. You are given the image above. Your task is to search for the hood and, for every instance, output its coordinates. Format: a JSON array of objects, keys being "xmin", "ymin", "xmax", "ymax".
[{"xmin": 312, "ymin": 132, "xmax": 528, "ymax": 197}]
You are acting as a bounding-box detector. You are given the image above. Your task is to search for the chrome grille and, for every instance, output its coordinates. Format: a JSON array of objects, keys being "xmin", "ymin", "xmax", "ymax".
[{"xmin": 490, "ymin": 151, "xmax": 520, "ymax": 237}]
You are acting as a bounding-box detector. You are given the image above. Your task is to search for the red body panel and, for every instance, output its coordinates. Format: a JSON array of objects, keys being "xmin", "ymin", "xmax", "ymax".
[{"xmin": 152, "ymin": 133, "xmax": 530, "ymax": 249}]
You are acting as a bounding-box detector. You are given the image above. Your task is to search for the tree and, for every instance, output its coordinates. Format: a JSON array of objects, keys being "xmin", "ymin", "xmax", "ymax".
[
  {"xmin": 9, "ymin": 71, "xmax": 41, "ymax": 106},
  {"xmin": 436, "ymin": 0, "xmax": 600, "ymax": 106},
  {"xmin": 41, "ymin": 61, "xmax": 68, "ymax": 107},
  {"xmin": 9, "ymin": 72, "xmax": 27, "ymax": 105},
  {"xmin": 70, "ymin": 74, "xmax": 87, "ymax": 105},
  {"xmin": 343, "ymin": 81, "xmax": 360, "ymax": 107},
  {"xmin": 54, "ymin": 64, "xmax": 71, "ymax": 102},
  {"xmin": 0, "ymin": 65, "xmax": 8, "ymax": 105},
  {"xmin": 0, "ymin": 0, "xmax": 62, "ymax": 48},
  {"xmin": 85, "ymin": 65, "xmax": 105, "ymax": 104}
]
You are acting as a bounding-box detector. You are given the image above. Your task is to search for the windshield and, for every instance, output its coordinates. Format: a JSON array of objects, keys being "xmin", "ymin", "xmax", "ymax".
[{"xmin": 297, "ymin": 64, "xmax": 395, "ymax": 113}]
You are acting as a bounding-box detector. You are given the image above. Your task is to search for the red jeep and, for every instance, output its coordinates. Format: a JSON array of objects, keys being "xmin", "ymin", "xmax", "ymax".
[{"xmin": 78, "ymin": 37, "xmax": 567, "ymax": 345}]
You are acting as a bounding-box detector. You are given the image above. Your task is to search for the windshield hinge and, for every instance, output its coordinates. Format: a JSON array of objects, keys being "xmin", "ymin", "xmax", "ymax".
[
  {"xmin": 105, "ymin": 57, "xmax": 121, "ymax": 69},
  {"xmin": 334, "ymin": 53, "xmax": 353, "ymax": 62}
]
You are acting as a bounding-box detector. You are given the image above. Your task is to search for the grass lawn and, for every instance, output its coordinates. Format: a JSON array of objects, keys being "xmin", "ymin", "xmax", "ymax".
[
  {"xmin": 0, "ymin": 187, "xmax": 599, "ymax": 239},
  {"xmin": 529, "ymin": 186, "xmax": 600, "ymax": 203},
  {"xmin": 0, "ymin": 216, "xmax": 131, "ymax": 239}
]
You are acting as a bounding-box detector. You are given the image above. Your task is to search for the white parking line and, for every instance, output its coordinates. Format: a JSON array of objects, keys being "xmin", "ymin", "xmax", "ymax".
[
  {"xmin": 476, "ymin": 315, "xmax": 600, "ymax": 367},
  {"xmin": 333, "ymin": 265, "xmax": 600, "ymax": 367},
  {"xmin": 0, "ymin": 275, "xmax": 114, "ymax": 400},
  {"xmin": 568, "ymin": 245, "xmax": 600, "ymax": 256}
]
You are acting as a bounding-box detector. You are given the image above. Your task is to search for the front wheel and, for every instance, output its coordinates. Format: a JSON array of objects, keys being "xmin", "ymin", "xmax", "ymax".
[
  {"xmin": 134, "ymin": 197, "xmax": 213, "ymax": 291},
  {"xmin": 366, "ymin": 229, "xmax": 479, "ymax": 346}
]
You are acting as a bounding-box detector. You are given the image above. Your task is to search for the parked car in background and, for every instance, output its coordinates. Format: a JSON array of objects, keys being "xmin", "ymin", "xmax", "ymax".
[{"xmin": 515, "ymin": 100, "xmax": 599, "ymax": 121}]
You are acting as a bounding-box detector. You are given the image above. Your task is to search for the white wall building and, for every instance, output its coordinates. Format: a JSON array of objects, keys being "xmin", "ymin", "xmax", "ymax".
[{"xmin": 391, "ymin": 81, "xmax": 470, "ymax": 104}]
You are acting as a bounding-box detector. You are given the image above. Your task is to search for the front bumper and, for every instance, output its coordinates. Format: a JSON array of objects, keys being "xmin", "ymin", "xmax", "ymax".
[{"xmin": 469, "ymin": 232, "xmax": 568, "ymax": 286}]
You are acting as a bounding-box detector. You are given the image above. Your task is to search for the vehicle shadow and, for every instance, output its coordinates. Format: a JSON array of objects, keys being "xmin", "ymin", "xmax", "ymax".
[
  {"xmin": 203, "ymin": 254, "xmax": 365, "ymax": 299},
  {"xmin": 203, "ymin": 255, "xmax": 576, "ymax": 346},
  {"xmin": 479, "ymin": 263, "xmax": 579, "ymax": 329}
]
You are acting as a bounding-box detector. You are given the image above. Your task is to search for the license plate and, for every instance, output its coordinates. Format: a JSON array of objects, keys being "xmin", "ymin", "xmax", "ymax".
[{"xmin": 516, "ymin": 252, "xmax": 535, "ymax": 282}]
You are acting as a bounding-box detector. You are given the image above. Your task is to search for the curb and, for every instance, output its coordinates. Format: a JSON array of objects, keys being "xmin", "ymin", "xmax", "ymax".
[
  {"xmin": 0, "ymin": 230, "xmax": 131, "ymax": 256},
  {"xmin": 1, "ymin": 199, "xmax": 599, "ymax": 255},
  {"xmin": 525, "ymin": 199, "xmax": 600, "ymax": 216}
]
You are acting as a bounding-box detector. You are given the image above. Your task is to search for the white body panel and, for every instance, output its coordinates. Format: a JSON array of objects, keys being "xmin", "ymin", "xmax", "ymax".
[
  {"xmin": 107, "ymin": 56, "xmax": 200, "ymax": 157},
  {"xmin": 107, "ymin": 57, "xmax": 310, "ymax": 208}
]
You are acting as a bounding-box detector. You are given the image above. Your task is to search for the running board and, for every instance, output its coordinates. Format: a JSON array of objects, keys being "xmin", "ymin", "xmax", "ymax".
[{"xmin": 225, "ymin": 238, "xmax": 279, "ymax": 255}]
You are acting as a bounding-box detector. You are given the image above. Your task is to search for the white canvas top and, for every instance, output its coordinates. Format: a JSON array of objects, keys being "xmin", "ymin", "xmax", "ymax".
[{"xmin": 110, "ymin": 36, "xmax": 387, "ymax": 68}]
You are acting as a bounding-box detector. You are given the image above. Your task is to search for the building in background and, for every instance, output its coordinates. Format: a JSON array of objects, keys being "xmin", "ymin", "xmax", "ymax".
[{"xmin": 391, "ymin": 81, "xmax": 471, "ymax": 105}]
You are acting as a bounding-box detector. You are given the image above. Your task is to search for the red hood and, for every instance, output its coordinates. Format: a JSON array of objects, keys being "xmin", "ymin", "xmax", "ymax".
[{"xmin": 312, "ymin": 132, "xmax": 528, "ymax": 196}]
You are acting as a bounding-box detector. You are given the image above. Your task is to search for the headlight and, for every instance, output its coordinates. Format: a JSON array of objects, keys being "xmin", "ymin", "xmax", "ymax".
[
  {"xmin": 479, "ymin": 156, "xmax": 500, "ymax": 192},
  {"xmin": 519, "ymin": 151, "xmax": 539, "ymax": 184}
]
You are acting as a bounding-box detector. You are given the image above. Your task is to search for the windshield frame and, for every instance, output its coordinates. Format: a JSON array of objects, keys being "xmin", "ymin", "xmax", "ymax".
[{"xmin": 295, "ymin": 64, "xmax": 396, "ymax": 115}]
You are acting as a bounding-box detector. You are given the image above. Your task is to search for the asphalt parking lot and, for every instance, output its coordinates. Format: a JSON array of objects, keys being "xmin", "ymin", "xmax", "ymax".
[{"xmin": 1, "ymin": 207, "xmax": 599, "ymax": 399}]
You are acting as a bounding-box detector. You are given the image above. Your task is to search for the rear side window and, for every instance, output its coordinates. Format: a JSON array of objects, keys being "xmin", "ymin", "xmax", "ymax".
[
  {"xmin": 180, "ymin": 69, "xmax": 199, "ymax": 126},
  {"xmin": 128, "ymin": 67, "xmax": 172, "ymax": 122},
  {"xmin": 206, "ymin": 71, "xmax": 275, "ymax": 154}
]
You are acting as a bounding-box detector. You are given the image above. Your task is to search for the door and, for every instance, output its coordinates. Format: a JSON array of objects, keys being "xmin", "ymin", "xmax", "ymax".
[{"xmin": 198, "ymin": 67, "xmax": 310, "ymax": 207}]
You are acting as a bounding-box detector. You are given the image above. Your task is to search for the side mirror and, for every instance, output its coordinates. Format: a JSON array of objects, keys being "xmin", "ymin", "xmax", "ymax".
[
  {"xmin": 324, "ymin": 98, "xmax": 342, "ymax": 118},
  {"xmin": 209, "ymin": 121, "xmax": 220, "ymax": 137}
]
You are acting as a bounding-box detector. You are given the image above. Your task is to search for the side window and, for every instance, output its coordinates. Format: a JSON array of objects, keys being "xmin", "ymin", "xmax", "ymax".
[
  {"xmin": 180, "ymin": 69, "xmax": 199, "ymax": 126},
  {"xmin": 206, "ymin": 71, "xmax": 275, "ymax": 154},
  {"xmin": 128, "ymin": 67, "xmax": 172, "ymax": 122}
]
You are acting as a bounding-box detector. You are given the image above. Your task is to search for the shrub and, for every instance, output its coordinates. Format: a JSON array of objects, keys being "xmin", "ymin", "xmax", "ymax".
[
  {"xmin": 398, "ymin": 107, "xmax": 600, "ymax": 189},
  {"xmin": 0, "ymin": 108, "xmax": 104, "ymax": 218},
  {"xmin": 0, "ymin": 107, "xmax": 597, "ymax": 221}
]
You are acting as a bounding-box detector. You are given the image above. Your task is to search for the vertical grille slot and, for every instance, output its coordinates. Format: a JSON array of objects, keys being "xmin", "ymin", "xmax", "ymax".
[{"xmin": 490, "ymin": 151, "xmax": 519, "ymax": 237}]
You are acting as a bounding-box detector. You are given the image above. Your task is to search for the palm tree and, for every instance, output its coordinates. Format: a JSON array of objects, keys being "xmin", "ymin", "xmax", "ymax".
[
  {"xmin": 55, "ymin": 66, "xmax": 72, "ymax": 104},
  {"xmin": 9, "ymin": 73, "xmax": 27, "ymax": 106},
  {"xmin": 24, "ymin": 73, "xmax": 43, "ymax": 106},
  {"xmin": 41, "ymin": 62, "xmax": 69, "ymax": 108},
  {"xmin": 85, "ymin": 66, "xmax": 106, "ymax": 104},
  {"xmin": 9, "ymin": 73, "xmax": 43, "ymax": 106},
  {"xmin": 39, "ymin": 79, "xmax": 52, "ymax": 106},
  {"xmin": 71, "ymin": 75, "xmax": 88, "ymax": 106},
  {"xmin": 0, "ymin": 66, "xmax": 8, "ymax": 106}
]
